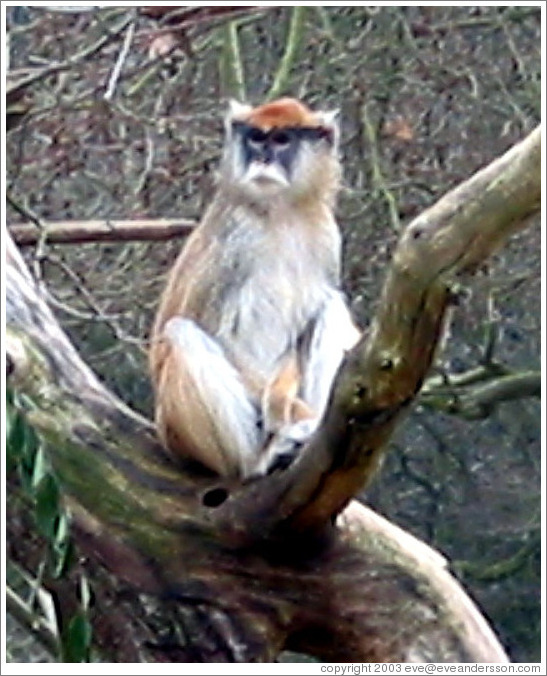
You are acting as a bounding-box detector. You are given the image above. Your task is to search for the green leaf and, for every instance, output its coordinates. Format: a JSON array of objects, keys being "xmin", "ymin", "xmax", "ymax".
[
  {"xmin": 16, "ymin": 420, "xmax": 41, "ymax": 492},
  {"xmin": 6, "ymin": 409, "xmax": 26, "ymax": 458},
  {"xmin": 22, "ymin": 422, "xmax": 40, "ymax": 462},
  {"xmin": 79, "ymin": 575, "xmax": 92, "ymax": 611},
  {"xmin": 35, "ymin": 473, "xmax": 60, "ymax": 540},
  {"xmin": 51, "ymin": 513, "xmax": 74, "ymax": 578},
  {"xmin": 6, "ymin": 409, "xmax": 24, "ymax": 472},
  {"xmin": 52, "ymin": 538, "xmax": 74, "ymax": 579},
  {"xmin": 61, "ymin": 612, "xmax": 92, "ymax": 663},
  {"xmin": 31, "ymin": 446, "xmax": 48, "ymax": 489},
  {"xmin": 54, "ymin": 511, "xmax": 70, "ymax": 545},
  {"xmin": 6, "ymin": 393, "xmax": 14, "ymax": 440},
  {"xmin": 51, "ymin": 540, "xmax": 76, "ymax": 580}
]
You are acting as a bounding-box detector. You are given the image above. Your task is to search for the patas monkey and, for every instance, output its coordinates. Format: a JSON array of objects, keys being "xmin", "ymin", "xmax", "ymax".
[{"xmin": 149, "ymin": 97, "xmax": 360, "ymax": 479}]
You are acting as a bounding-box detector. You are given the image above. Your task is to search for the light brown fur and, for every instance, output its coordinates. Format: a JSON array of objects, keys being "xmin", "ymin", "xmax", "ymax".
[
  {"xmin": 149, "ymin": 98, "xmax": 359, "ymax": 478},
  {"xmin": 242, "ymin": 97, "xmax": 323, "ymax": 130}
]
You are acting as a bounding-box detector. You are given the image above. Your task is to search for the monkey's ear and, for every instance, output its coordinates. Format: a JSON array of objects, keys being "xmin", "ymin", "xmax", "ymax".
[
  {"xmin": 316, "ymin": 108, "xmax": 340, "ymax": 146},
  {"xmin": 226, "ymin": 99, "xmax": 253, "ymax": 123}
]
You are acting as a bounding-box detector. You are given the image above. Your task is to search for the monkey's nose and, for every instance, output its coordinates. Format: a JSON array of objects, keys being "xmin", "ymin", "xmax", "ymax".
[{"xmin": 257, "ymin": 146, "xmax": 275, "ymax": 164}]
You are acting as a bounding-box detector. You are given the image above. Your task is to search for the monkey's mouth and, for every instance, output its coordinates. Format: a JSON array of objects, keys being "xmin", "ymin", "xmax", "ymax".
[{"xmin": 244, "ymin": 162, "xmax": 289, "ymax": 187}]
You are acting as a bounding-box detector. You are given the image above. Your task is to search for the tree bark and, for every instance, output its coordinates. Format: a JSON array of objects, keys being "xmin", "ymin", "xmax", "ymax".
[{"xmin": 6, "ymin": 126, "xmax": 540, "ymax": 662}]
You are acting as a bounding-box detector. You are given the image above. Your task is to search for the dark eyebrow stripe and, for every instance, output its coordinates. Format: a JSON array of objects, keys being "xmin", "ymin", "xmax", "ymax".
[{"xmin": 231, "ymin": 121, "xmax": 330, "ymax": 141}]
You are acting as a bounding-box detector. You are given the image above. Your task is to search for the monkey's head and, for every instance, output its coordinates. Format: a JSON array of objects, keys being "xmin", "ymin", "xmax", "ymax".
[{"xmin": 220, "ymin": 98, "xmax": 341, "ymax": 205}]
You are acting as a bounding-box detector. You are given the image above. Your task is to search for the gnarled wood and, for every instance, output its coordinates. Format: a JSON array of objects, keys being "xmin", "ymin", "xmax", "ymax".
[
  {"xmin": 6, "ymin": 125, "xmax": 540, "ymax": 662},
  {"xmin": 7, "ymin": 231, "xmax": 508, "ymax": 662},
  {"xmin": 209, "ymin": 125, "xmax": 541, "ymax": 538}
]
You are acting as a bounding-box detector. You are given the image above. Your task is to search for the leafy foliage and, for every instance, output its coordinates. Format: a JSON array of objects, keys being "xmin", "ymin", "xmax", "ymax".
[{"xmin": 6, "ymin": 390, "xmax": 90, "ymax": 662}]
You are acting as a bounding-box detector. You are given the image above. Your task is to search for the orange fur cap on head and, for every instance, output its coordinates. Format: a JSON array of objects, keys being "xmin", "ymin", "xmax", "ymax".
[{"xmin": 229, "ymin": 97, "xmax": 333, "ymax": 130}]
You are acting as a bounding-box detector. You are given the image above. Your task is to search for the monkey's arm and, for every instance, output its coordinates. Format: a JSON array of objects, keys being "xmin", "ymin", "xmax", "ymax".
[
  {"xmin": 251, "ymin": 293, "xmax": 360, "ymax": 477},
  {"xmin": 300, "ymin": 291, "xmax": 361, "ymax": 419}
]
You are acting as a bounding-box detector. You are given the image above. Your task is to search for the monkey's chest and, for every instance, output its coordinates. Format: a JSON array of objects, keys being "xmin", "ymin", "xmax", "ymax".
[{"xmin": 216, "ymin": 257, "xmax": 330, "ymax": 373}]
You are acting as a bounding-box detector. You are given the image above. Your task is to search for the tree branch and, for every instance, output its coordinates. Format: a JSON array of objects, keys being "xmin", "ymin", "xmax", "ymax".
[
  {"xmin": 219, "ymin": 21, "xmax": 246, "ymax": 101},
  {"xmin": 6, "ymin": 125, "xmax": 538, "ymax": 663},
  {"xmin": 421, "ymin": 369, "xmax": 540, "ymax": 419},
  {"xmin": 6, "ymin": 10, "xmax": 134, "ymax": 97},
  {"xmin": 8, "ymin": 219, "xmax": 195, "ymax": 246},
  {"xmin": 6, "ymin": 226, "xmax": 508, "ymax": 661},
  {"xmin": 209, "ymin": 125, "xmax": 540, "ymax": 538},
  {"xmin": 282, "ymin": 125, "xmax": 541, "ymax": 532},
  {"xmin": 6, "ymin": 586, "xmax": 58, "ymax": 658},
  {"xmin": 266, "ymin": 7, "xmax": 307, "ymax": 101},
  {"xmin": 361, "ymin": 100, "xmax": 402, "ymax": 231}
]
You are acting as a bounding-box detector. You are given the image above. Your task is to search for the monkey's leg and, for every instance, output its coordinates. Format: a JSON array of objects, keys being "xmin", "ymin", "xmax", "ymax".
[
  {"xmin": 253, "ymin": 293, "xmax": 361, "ymax": 477},
  {"xmin": 155, "ymin": 317, "xmax": 263, "ymax": 478}
]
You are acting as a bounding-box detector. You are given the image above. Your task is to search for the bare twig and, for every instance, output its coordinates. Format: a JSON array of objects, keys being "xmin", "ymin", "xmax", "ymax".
[
  {"xmin": 6, "ymin": 586, "xmax": 58, "ymax": 658},
  {"xmin": 104, "ymin": 20, "xmax": 136, "ymax": 101},
  {"xmin": 420, "ymin": 371, "xmax": 540, "ymax": 420},
  {"xmin": 454, "ymin": 527, "xmax": 540, "ymax": 582},
  {"xmin": 133, "ymin": 131, "xmax": 156, "ymax": 197},
  {"xmin": 220, "ymin": 21, "xmax": 246, "ymax": 101},
  {"xmin": 140, "ymin": 6, "xmax": 267, "ymax": 34},
  {"xmin": 361, "ymin": 102, "xmax": 402, "ymax": 231},
  {"xmin": 6, "ymin": 11, "xmax": 133, "ymax": 95}
]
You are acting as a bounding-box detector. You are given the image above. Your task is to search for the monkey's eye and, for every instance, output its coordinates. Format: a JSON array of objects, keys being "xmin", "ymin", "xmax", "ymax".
[
  {"xmin": 269, "ymin": 130, "xmax": 292, "ymax": 148},
  {"xmin": 317, "ymin": 127, "xmax": 335, "ymax": 145},
  {"xmin": 247, "ymin": 127, "xmax": 268, "ymax": 147}
]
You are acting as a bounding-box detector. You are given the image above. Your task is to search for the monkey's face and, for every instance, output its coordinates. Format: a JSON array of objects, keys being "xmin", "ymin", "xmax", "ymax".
[{"xmin": 221, "ymin": 98, "xmax": 341, "ymax": 202}]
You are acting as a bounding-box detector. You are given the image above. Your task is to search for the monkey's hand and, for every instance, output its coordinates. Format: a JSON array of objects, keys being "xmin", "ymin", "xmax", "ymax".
[{"xmin": 250, "ymin": 418, "xmax": 318, "ymax": 478}]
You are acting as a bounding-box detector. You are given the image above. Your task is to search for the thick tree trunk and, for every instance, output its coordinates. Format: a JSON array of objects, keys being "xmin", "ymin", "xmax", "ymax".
[{"xmin": 6, "ymin": 126, "xmax": 539, "ymax": 662}]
